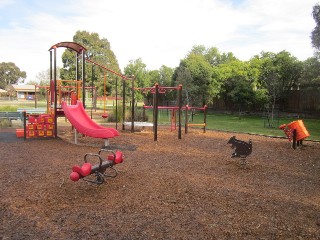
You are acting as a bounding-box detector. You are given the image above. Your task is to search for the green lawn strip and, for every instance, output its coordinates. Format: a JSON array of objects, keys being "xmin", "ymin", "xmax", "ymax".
[
  {"xmin": 206, "ymin": 114, "xmax": 320, "ymax": 141},
  {"xmin": 1, "ymin": 101, "xmax": 319, "ymax": 141},
  {"xmin": 157, "ymin": 112, "xmax": 320, "ymax": 141}
]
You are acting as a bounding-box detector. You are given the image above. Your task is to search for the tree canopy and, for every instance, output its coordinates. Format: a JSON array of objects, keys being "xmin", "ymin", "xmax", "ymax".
[
  {"xmin": 300, "ymin": 57, "xmax": 320, "ymax": 90},
  {"xmin": 171, "ymin": 45, "xmax": 307, "ymax": 112},
  {"xmin": 24, "ymin": 15, "xmax": 318, "ymax": 112},
  {"xmin": 60, "ymin": 30, "xmax": 121, "ymax": 96},
  {"xmin": 311, "ymin": 3, "xmax": 320, "ymax": 51},
  {"xmin": 0, "ymin": 62, "xmax": 26, "ymax": 89}
]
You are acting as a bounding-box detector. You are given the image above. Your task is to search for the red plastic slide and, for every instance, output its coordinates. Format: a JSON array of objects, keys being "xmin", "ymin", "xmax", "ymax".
[{"xmin": 61, "ymin": 101, "xmax": 119, "ymax": 139}]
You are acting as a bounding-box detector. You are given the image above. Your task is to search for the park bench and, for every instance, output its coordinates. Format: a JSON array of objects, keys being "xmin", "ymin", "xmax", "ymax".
[
  {"xmin": 1, "ymin": 108, "xmax": 46, "ymax": 125},
  {"xmin": 0, "ymin": 112, "xmax": 23, "ymax": 120}
]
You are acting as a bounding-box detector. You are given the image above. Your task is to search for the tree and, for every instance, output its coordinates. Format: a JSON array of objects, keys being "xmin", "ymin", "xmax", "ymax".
[
  {"xmin": 180, "ymin": 54, "xmax": 214, "ymax": 105},
  {"xmin": 205, "ymin": 47, "xmax": 237, "ymax": 66},
  {"xmin": 188, "ymin": 45, "xmax": 207, "ymax": 56},
  {"xmin": 275, "ymin": 51, "xmax": 302, "ymax": 91},
  {"xmin": 124, "ymin": 58, "xmax": 149, "ymax": 87},
  {"xmin": 0, "ymin": 62, "xmax": 26, "ymax": 89},
  {"xmin": 189, "ymin": 45, "xmax": 237, "ymax": 66},
  {"xmin": 213, "ymin": 60, "xmax": 256, "ymax": 112},
  {"xmin": 178, "ymin": 45, "xmax": 237, "ymax": 106},
  {"xmin": 28, "ymin": 69, "xmax": 56, "ymax": 98},
  {"xmin": 35, "ymin": 69, "xmax": 51, "ymax": 86},
  {"xmin": 300, "ymin": 57, "xmax": 320, "ymax": 90},
  {"xmin": 159, "ymin": 65, "xmax": 174, "ymax": 87},
  {"xmin": 258, "ymin": 51, "xmax": 302, "ymax": 103},
  {"xmin": 60, "ymin": 31, "xmax": 121, "ymax": 96},
  {"xmin": 259, "ymin": 55, "xmax": 280, "ymax": 126},
  {"xmin": 145, "ymin": 69, "xmax": 160, "ymax": 104},
  {"xmin": 124, "ymin": 58, "xmax": 149, "ymax": 101},
  {"xmin": 246, "ymin": 57, "xmax": 269, "ymax": 110},
  {"xmin": 227, "ymin": 77, "xmax": 255, "ymax": 114},
  {"xmin": 255, "ymin": 51, "xmax": 302, "ymax": 125},
  {"xmin": 311, "ymin": 3, "xmax": 320, "ymax": 51},
  {"xmin": 148, "ymin": 69, "xmax": 160, "ymax": 86},
  {"xmin": 172, "ymin": 62, "xmax": 194, "ymax": 105}
]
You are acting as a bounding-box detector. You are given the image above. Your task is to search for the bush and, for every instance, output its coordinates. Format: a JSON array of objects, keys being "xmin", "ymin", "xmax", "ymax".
[
  {"xmin": 127, "ymin": 108, "xmax": 148, "ymax": 122},
  {"xmin": 0, "ymin": 119, "xmax": 11, "ymax": 128},
  {"xmin": 107, "ymin": 106, "xmax": 148, "ymax": 122},
  {"xmin": 107, "ymin": 106, "xmax": 125, "ymax": 123}
]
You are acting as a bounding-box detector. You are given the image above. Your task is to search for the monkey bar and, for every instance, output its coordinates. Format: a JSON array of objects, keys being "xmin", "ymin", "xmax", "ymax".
[{"xmin": 85, "ymin": 58, "xmax": 131, "ymax": 80}]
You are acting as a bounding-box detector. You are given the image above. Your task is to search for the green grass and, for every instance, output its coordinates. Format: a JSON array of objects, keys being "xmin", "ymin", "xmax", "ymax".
[
  {"xmin": 0, "ymin": 100, "xmax": 47, "ymax": 111},
  {"xmin": 1, "ymin": 100, "xmax": 319, "ymax": 141},
  {"xmin": 152, "ymin": 109, "xmax": 320, "ymax": 141},
  {"xmin": 0, "ymin": 105, "xmax": 19, "ymax": 111},
  {"xmin": 205, "ymin": 114, "xmax": 320, "ymax": 141}
]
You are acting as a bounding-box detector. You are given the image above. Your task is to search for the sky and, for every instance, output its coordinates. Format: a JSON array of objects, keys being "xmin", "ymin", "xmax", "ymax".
[{"xmin": 0, "ymin": 0, "xmax": 318, "ymax": 83}]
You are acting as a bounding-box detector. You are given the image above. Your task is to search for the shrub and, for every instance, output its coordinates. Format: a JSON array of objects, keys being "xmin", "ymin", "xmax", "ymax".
[
  {"xmin": 107, "ymin": 106, "xmax": 148, "ymax": 122},
  {"xmin": 0, "ymin": 119, "xmax": 11, "ymax": 128},
  {"xmin": 107, "ymin": 106, "xmax": 125, "ymax": 123},
  {"xmin": 127, "ymin": 108, "xmax": 148, "ymax": 122}
]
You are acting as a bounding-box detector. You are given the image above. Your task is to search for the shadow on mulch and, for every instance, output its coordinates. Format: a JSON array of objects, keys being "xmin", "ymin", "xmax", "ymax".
[
  {"xmin": 104, "ymin": 144, "xmax": 137, "ymax": 151},
  {"xmin": 0, "ymin": 128, "xmax": 24, "ymax": 143},
  {"xmin": 0, "ymin": 128, "xmax": 56, "ymax": 143}
]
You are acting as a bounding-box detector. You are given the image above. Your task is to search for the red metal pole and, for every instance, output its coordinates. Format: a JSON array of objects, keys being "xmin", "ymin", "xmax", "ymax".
[
  {"xmin": 154, "ymin": 83, "xmax": 159, "ymax": 141},
  {"xmin": 53, "ymin": 47, "xmax": 58, "ymax": 138},
  {"xmin": 131, "ymin": 77, "xmax": 135, "ymax": 133},
  {"xmin": 178, "ymin": 84, "xmax": 182, "ymax": 139}
]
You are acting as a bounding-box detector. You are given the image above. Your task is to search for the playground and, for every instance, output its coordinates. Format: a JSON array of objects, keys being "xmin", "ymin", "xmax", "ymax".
[
  {"xmin": 1, "ymin": 41, "xmax": 319, "ymax": 238},
  {"xmin": 1, "ymin": 124, "xmax": 320, "ymax": 239}
]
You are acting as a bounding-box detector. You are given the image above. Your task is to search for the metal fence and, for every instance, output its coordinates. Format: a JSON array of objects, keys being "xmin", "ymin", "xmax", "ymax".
[{"xmin": 0, "ymin": 97, "xmax": 17, "ymax": 101}]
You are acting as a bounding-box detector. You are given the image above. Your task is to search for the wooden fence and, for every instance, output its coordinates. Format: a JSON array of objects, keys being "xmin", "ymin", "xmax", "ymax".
[{"xmin": 210, "ymin": 90, "xmax": 320, "ymax": 114}]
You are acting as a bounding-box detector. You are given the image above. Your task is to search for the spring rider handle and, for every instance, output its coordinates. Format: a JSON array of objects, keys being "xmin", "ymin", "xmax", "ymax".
[
  {"xmin": 84, "ymin": 153, "xmax": 105, "ymax": 171},
  {"xmin": 70, "ymin": 149, "xmax": 124, "ymax": 184}
]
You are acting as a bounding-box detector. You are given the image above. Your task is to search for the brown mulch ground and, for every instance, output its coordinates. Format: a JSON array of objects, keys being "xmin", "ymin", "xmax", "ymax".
[{"xmin": 0, "ymin": 125, "xmax": 320, "ymax": 239}]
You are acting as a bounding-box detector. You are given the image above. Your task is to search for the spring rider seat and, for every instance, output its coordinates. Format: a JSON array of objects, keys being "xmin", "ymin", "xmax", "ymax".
[
  {"xmin": 279, "ymin": 120, "xmax": 310, "ymax": 149},
  {"xmin": 227, "ymin": 136, "xmax": 252, "ymax": 166}
]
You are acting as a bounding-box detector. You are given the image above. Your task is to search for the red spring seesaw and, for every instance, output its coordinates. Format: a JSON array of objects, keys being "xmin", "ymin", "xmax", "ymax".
[{"xmin": 70, "ymin": 149, "xmax": 124, "ymax": 184}]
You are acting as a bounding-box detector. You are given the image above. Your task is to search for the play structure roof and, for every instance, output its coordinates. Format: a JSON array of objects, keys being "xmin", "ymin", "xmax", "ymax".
[{"xmin": 48, "ymin": 42, "xmax": 87, "ymax": 54}]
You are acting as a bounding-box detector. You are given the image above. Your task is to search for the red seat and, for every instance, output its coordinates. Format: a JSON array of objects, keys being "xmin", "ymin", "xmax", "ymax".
[
  {"xmin": 70, "ymin": 163, "xmax": 92, "ymax": 181},
  {"xmin": 107, "ymin": 151, "xmax": 124, "ymax": 164}
]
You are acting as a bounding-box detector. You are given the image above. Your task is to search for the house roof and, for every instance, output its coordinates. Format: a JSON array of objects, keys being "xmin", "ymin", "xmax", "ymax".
[{"xmin": 12, "ymin": 85, "xmax": 40, "ymax": 92}]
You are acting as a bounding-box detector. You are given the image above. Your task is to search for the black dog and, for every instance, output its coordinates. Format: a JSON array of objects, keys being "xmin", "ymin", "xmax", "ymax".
[{"xmin": 227, "ymin": 136, "xmax": 252, "ymax": 158}]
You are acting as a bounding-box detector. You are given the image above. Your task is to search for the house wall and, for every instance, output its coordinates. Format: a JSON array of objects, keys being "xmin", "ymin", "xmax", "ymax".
[{"xmin": 16, "ymin": 91, "xmax": 35, "ymax": 100}]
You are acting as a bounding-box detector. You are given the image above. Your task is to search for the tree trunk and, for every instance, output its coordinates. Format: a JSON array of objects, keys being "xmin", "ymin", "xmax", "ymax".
[
  {"xmin": 270, "ymin": 93, "xmax": 276, "ymax": 127},
  {"xmin": 93, "ymin": 88, "xmax": 97, "ymax": 111}
]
